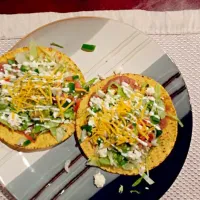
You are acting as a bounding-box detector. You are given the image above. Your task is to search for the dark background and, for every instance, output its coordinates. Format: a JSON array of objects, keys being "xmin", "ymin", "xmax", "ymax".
[{"xmin": 0, "ymin": 0, "xmax": 200, "ymax": 14}]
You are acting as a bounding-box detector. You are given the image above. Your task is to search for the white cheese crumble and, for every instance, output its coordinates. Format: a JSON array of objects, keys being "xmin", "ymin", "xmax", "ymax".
[
  {"xmin": 88, "ymin": 117, "xmax": 95, "ymax": 127},
  {"xmin": 94, "ymin": 172, "xmax": 106, "ymax": 188},
  {"xmin": 97, "ymin": 90, "xmax": 105, "ymax": 98},
  {"xmin": 17, "ymin": 138, "xmax": 26, "ymax": 146},
  {"xmin": 7, "ymin": 113, "xmax": 22, "ymax": 127},
  {"xmin": 87, "ymin": 108, "xmax": 97, "ymax": 116},
  {"xmin": 81, "ymin": 129, "xmax": 87, "ymax": 141},
  {"xmin": 62, "ymin": 88, "xmax": 70, "ymax": 93},
  {"xmin": 98, "ymin": 148, "xmax": 108, "ymax": 158},
  {"xmin": 53, "ymin": 111, "xmax": 59, "ymax": 118},
  {"xmin": 146, "ymin": 87, "xmax": 155, "ymax": 96},
  {"xmin": 90, "ymin": 97, "xmax": 103, "ymax": 109},
  {"xmin": 126, "ymin": 150, "xmax": 142, "ymax": 161}
]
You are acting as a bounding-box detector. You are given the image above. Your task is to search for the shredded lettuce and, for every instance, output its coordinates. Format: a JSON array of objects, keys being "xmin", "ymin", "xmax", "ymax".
[
  {"xmin": 64, "ymin": 108, "xmax": 75, "ymax": 120},
  {"xmin": 15, "ymin": 52, "xmax": 28, "ymax": 64},
  {"xmin": 108, "ymin": 83, "xmax": 126, "ymax": 98},
  {"xmin": 29, "ymin": 41, "xmax": 38, "ymax": 59},
  {"xmin": 0, "ymin": 104, "xmax": 7, "ymax": 110},
  {"xmin": 142, "ymin": 173, "xmax": 155, "ymax": 185},
  {"xmin": 130, "ymin": 190, "xmax": 140, "ymax": 194},
  {"xmin": 99, "ymin": 157, "xmax": 110, "ymax": 166},
  {"xmin": 154, "ymin": 84, "xmax": 161, "ymax": 100},
  {"xmin": 166, "ymin": 114, "xmax": 184, "ymax": 127},
  {"xmin": 132, "ymin": 174, "xmax": 145, "ymax": 187},
  {"xmin": 50, "ymin": 127, "xmax": 65, "ymax": 142},
  {"xmin": 118, "ymin": 185, "xmax": 124, "ymax": 194},
  {"xmin": 87, "ymin": 157, "xmax": 100, "ymax": 167},
  {"xmin": 83, "ymin": 78, "xmax": 98, "ymax": 91}
]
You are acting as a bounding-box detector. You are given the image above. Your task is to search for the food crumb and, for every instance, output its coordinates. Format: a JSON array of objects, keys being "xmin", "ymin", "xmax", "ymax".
[
  {"xmin": 64, "ymin": 160, "xmax": 71, "ymax": 173},
  {"xmin": 93, "ymin": 172, "xmax": 106, "ymax": 188}
]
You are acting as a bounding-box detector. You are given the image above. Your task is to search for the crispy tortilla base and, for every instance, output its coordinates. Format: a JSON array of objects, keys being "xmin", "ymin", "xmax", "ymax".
[
  {"xmin": 76, "ymin": 74, "xmax": 177, "ymax": 175},
  {"xmin": 0, "ymin": 47, "xmax": 85, "ymax": 151}
]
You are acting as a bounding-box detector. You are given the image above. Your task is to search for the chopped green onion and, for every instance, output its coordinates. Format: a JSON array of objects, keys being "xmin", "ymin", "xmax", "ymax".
[
  {"xmin": 20, "ymin": 65, "xmax": 28, "ymax": 72},
  {"xmin": 81, "ymin": 124, "xmax": 92, "ymax": 133},
  {"xmin": 118, "ymin": 185, "xmax": 124, "ymax": 194},
  {"xmin": 68, "ymin": 83, "xmax": 75, "ymax": 93},
  {"xmin": 81, "ymin": 44, "xmax": 96, "ymax": 52},
  {"xmin": 150, "ymin": 116, "xmax": 160, "ymax": 124},
  {"xmin": 50, "ymin": 42, "xmax": 64, "ymax": 48},
  {"xmin": 7, "ymin": 59, "xmax": 15, "ymax": 65},
  {"xmin": 97, "ymin": 137, "xmax": 104, "ymax": 146},
  {"xmin": 156, "ymin": 129, "xmax": 162, "ymax": 138},
  {"xmin": 166, "ymin": 114, "xmax": 184, "ymax": 127},
  {"xmin": 62, "ymin": 101, "xmax": 70, "ymax": 108},
  {"xmin": 72, "ymin": 75, "xmax": 79, "ymax": 80},
  {"xmin": 91, "ymin": 107, "xmax": 100, "ymax": 113},
  {"xmin": 23, "ymin": 140, "xmax": 31, "ymax": 146},
  {"xmin": 132, "ymin": 174, "xmax": 145, "ymax": 187},
  {"xmin": 132, "ymin": 122, "xmax": 136, "ymax": 127},
  {"xmin": 130, "ymin": 190, "xmax": 140, "ymax": 194},
  {"xmin": 34, "ymin": 69, "xmax": 39, "ymax": 73}
]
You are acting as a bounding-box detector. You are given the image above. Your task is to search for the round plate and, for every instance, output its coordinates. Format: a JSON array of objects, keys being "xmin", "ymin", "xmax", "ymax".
[{"xmin": 11, "ymin": 17, "xmax": 192, "ymax": 200}]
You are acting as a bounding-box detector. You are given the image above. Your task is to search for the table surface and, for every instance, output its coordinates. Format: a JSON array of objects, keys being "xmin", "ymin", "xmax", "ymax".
[{"xmin": 0, "ymin": 0, "xmax": 200, "ymax": 14}]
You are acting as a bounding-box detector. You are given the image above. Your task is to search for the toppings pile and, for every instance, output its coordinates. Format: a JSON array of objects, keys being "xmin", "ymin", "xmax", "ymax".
[
  {"xmin": 0, "ymin": 44, "xmax": 87, "ymax": 146},
  {"xmin": 80, "ymin": 76, "xmax": 170, "ymax": 172}
]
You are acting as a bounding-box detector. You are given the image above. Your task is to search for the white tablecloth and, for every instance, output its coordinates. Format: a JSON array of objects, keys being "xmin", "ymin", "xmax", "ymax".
[{"xmin": 0, "ymin": 10, "xmax": 199, "ymax": 200}]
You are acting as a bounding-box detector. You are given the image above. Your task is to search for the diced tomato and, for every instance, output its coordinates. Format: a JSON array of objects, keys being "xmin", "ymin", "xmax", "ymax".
[
  {"xmin": 138, "ymin": 134, "xmax": 146, "ymax": 141},
  {"xmin": 74, "ymin": 98, "xmax": 81, "ymax": 112},
  {"xmin": 147, "ymin": 142, "xmax": 152, "ymax": 147},
  {"xmin": 138, "ymin": 143, "xmax": 143, "ymax": 149},
  {"xmin": 128, "ymin": 124, "xmax": 134, "ymax": 129},
  {"xmin": 65, "ymin": 76, "xmax": 73, "ymax": 81},
  {"xmin": 18, "ymin": 131, "xmax": 35, "ymax": 142},
  {"xmin": 75, "ymin": 81, "xmax": 82, "ymax": 89},
  {"xmin": 160, "ymin": 118, "xmax": 167, "ymax": 129},
  {"xmin": 102, "ymin": 75, "xmax": 140, "ymax": 91},
  {"xmin": 148, "ymin": 133, "xmax": 155, "ymax": 142},
  {"xmin": 0, "ymin": 64, "xmax": 4, "ymax": 73},
  {"xmin": 4, "ymin": 77, "xmax": 10, "ymax": 82}
]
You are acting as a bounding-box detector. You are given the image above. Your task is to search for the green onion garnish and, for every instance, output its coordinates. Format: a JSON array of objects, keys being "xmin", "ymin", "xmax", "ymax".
[
  {"xmin": 50, "ymin": 42, "xmax": 64, "ymax": 48},
  {"xmin": 62, "ymin": 101, "xmax": 70, "ymax": 108},
  {"xmin": 156, "ymin": 129, "xmax": 162, "ymax": 138},
  {"xmin": 68, "ymin": 83, "xmax": 75, "ymax": 93},
  {"xmin": 150, "ymin": 116, "xmax": 160, "ymax": 124},
  {"xmin": 81, "ymin": 124, "xmax": 92, "ymax": 133},
  {"xmin": 34, "ymin": 69, "xmax": 39, "ymax": 73},
  {"xmin": 23, "ymin": 140, "xmax": 31, "ymax": 146},
  {"xmin": 81, "ymin": 44, "xmax": 96, "ymax": 52},
  {"xmin": 20, "ymin": 65, "xmax": 28, "ymax": 72},
  {"xmin": 72, "ymin": 75, "xmax": 79, "ymax": 80}
]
